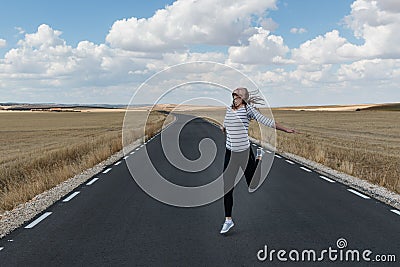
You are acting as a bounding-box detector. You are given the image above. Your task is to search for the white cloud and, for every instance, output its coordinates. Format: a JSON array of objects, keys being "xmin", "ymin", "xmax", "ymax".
[
  {"xmin": 291, "ymin": 0, "xmax": 400, "ymax": 65},
  {"xmin": 0, "ymin": 39, "xmax": 6, "ymax": 48},
  {"xmin": 106, "ymin": 0, "xmax": 277, "ymax": 52},
  {"xmin": 148, "ymin": 51, "xmax": 226, "ymax": 72},
  {"xmin": 0, "ymin": 24, "xmax": 153, "ymax": 89},
  {"xmin": 337, "ymin": 58, "xmax": 400, "ymax": 81},
  {"xmin": 291, "ymin": 30, "xmax": 349, "ymax": 64},
  {"xmin": 227, "ymin": 27, "xmax": 289, "ymax": 65},
  {"xmin": 290, "ymin": 27, "xmax": 307, "ymax": 34},
  {"xmin": 376, "ymin": 0, "xmax": 400, "ymax": 13},
  {"xmin": 259, "ymin": 17, "xmax": 279, "ymax": 32},
  {"xmin": 340, "ymin": 0, "xmax": 400, "ymax": 58},
  {"xmin": 19, "ymin": 24, "xmax": 65, "ymax": 49},
  {"xmin": 15, "ymin": 27, "xmax": 25, "ymax": 35}
]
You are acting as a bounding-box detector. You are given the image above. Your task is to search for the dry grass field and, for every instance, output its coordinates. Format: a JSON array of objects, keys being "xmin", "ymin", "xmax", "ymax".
[
  {"xmin": 0, "ymin": 110, "xmax": 169, "ymax": 212},
  {"xmin": 180, "ymin": 108, "xmax": 400, "ymax": 194}
]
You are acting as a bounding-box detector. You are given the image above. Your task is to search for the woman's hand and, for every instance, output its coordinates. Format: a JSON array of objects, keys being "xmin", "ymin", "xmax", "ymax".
[
  {"xmin": 286, "ymin": 128, "xmax": 298, "ymax": 134},
  {"xmin": 275, "ymin": 122, "xmax": 298, "ymax": 134}
]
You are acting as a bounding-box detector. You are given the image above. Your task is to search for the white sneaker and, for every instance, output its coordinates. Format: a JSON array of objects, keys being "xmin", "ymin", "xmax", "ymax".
[
  {"xmin": 220, "ymin": 220, "xmax": 234, "ymax": 234},
  {"xmin": 256, "ymin": 147, "xmax": 265, "ymax": 159}
]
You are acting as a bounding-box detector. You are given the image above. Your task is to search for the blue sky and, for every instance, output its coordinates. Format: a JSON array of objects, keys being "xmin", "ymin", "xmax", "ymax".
[
  {"xmin": 0, "ymin": 0, "xmax": 357, "ymax": 53},
  {"xmin": 0, "ymin": 1, "xmax": 175, "ymax": 49},
  {"xmin": 0, "ymin": 0, "xmax": 399, "ymax": 106}
]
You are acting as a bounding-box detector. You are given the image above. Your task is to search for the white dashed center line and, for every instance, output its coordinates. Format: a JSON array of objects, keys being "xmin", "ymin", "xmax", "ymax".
[
  {"xmin": 62, "ymin": 191, "xmax": 80, "ymax": 202},
  {"xmin": 0, "ymin": 247, "xmax": 3, "ymax": 251},
  {"xmin": 25, "ymin": 212, "xmax": 52, "ymax": 229},
  {"xmin": 285, "ymin": 160, "xmax": 295, "ymax": 165},
  {"xmin": 391, "ymin": 209, "xmax": 400, "ymax": 216},
  {"xmin": 252, "ymin": 144, "xmax": 257, "ymax": 147},
  {"xmin": 300, "ymin": 167, "xmax": 312, "ymax": 172},
  {"xmin": 114, "ymin": 161, "xmax": 121, "ymax": 166},
  {"xmin": 86, "ymin": 178, "xmax": 99, "ymax": 186},
  {"xmin": 319, "ymin": 175, "xmax": 335, "ymax": 183},
  {"xmin": 102, "ymin": 168, "xmax": 112, "ymax": 174},
  {"xmin": 266, "ymin": 150, "xmax": 272, "ymax": 154},
  {"xmin": 347, "ymin": 189, "xmax": 370, "ymax": 199},
  {"xmin": 274, "ymin": 155, "xmax": 282, "ymax": 158}
]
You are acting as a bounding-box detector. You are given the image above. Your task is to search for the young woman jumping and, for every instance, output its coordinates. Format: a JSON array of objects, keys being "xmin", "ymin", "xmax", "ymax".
[{"xmin": 220, "ymin": 87, "xmax": 296, "ymax": 234}]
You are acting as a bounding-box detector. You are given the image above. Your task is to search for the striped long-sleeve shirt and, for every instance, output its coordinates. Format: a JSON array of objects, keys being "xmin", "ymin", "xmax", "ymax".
[{"xmin": 223, "ymin": 105, "xmax": 275, "ymax": 152}]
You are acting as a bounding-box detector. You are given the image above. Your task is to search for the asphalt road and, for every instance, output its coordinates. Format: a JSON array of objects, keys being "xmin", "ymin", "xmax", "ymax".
[{"xmin": 1, "ymin": 113, "xmax": 399, "ymax": 266}]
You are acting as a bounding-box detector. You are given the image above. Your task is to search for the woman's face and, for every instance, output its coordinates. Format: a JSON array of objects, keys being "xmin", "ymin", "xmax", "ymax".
[{"xmin": 232, "ymin": 92, "xmax": 243, "ymax": 107}]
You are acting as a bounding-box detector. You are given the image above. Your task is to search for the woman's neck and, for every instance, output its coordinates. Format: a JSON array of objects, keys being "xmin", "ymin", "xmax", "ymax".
[{"xmin": 232, "ymin": 103, "xmax": 245, "ymax": 110}]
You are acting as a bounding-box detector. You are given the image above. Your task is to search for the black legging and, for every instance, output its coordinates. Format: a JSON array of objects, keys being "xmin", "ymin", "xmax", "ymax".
[{"xmin": 223, "ymin": 147, "xmax": 260, "ymax": 217}]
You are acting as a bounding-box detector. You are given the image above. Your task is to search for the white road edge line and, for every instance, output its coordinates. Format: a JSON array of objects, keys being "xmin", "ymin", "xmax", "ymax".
[
  {"xmin": 25, "ymin": 212, "xmax": 52, "ymax": 229},
  {"xmin": 347, "ymin": 189, "xmax": 370, "ymax": 199},
  {"xmin": 300, "ymin": 167, "xmax": 312, "ymax": 172},
  {"xmin": 123, "ymin": 156, "xmax": 129, "ymax": 160},
  {"xmin": 135, "ymin": 148, "xmax": 140, "ymax": 151},
  {"xmin": 266, "ymin": 150, "xmax": 272, "ymax": 154},
  {"xmin": 274, "ymin": 155, "xmax": 282, "ymax": 158},
  {"xmin": 130, "ymin": 151, "xmax": 135, "ymax": 155},
  {"xmin": 86, "ymin": 178, "xmax": 99, "ymax": 186},
  {"xmin": 252, "ymin": 144, "xmax": 257, "ymax": 147},
  {"xmin": 114, "ymin": 161, "xmax": 121, "ymax": 166},
  {"xmin": 62, "ymin": 191, "xmax": 80, "ymax": 202},
  {"xmin": 285, "ymin": 160, "xmax": 295, "ymax": 165},
  {"xmin": 102, "ymin": 168, "xmax": 112, "ymax": 174},
  {"xmin": 391, "ymin": 209, "xmax": 400, "ymax": 216},
  {"xmin": 0, "ymin": 247, "xmax": 4, "ymax": 251},
  {"xmin": 319, "ymin": 175, "xmax": 335, "ymax": 183}
]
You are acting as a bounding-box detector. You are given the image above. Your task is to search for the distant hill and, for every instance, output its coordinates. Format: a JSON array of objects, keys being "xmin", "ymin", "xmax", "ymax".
[
  {"xmin": 360, "ymin": 103, "xmax": 400, "ymax": 111},
  {"xmin": 274, "ymin": 102, "xmax": 400, "ymax": 112},
  {"xmin": 0, "ymin": 103, "xmax": 148, "ymax": 111}
]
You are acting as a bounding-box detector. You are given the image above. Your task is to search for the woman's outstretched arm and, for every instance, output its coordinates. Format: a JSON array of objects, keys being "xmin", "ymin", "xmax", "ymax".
[
  {"xmin": 274, "ymin": 121, "xmax": 297, "ymax": 133},
  {"xmin": 247, "ymin": 105, "xmax": 297, "ymax": 133}
]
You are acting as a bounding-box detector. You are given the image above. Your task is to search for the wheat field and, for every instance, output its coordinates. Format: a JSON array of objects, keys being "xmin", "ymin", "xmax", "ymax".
[{"xmin": 0, "ymin": 110, "xmax": 168, "ymax": 212}]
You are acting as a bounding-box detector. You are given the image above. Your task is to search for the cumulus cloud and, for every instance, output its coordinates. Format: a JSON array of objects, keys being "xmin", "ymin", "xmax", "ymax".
[
  {"xmin": 0, "ymin": 24, "xmax": 154, "ymax": 88},
  {"xmin": 337, "ymin": 58, "xmax": 400, "ymax": 81},
  {"xmin": 290, "ymin": 27, "xmax": 307, "ymax": 34},
  {"xmin": 20, "ymin": 24, "xmax": 66, "ymax": 49},
  {"xmin": 228, "ymin": 27, "xmax": 289, "ymax": 65},
  {"xmin": 0, "ymin": 23, "xmax": 232, "ymax": 104},
  {"xmin": 291, "ymin": 30, "xmax": 349, "ymax": 64},
  {"xmin": 340, "ymin": 0, "xmax": 400, "ymax": 58},
  {"xmin": 291, "ymin": 0, "xmax": 400, "ymax": 65},
  {"xmin": 106, "ymin": 0, "xmax": 277, "ymax": 52},
  {"xmin": 376, "ymin": 0, "xmax": 400, "ymax": 13},
  {"xmin": 0, "ymin": 39, "xmax": 6, "ymax": 48}
]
